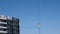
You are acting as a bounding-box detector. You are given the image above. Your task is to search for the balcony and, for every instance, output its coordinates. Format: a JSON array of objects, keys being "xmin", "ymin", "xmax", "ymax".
[
  {"xmin": 0, "ymin": 22, "xmax": 7, "ymax": 24},
  {"xmin": 0, "ymin": 31, "xmax": 7, "ymax": 33},
  {"xmin": 0, "ymin": 26, "xmax": 7, "ymax": 29}
]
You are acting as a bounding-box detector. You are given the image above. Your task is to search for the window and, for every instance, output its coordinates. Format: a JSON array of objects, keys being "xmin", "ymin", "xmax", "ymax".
[
  {"xmin": 0, "ymin": 24, "xmax": 7, "ymax": 27},
  {"xmin": 4, "ymin": 29, "xmax": 6, "ymax": 31},
  {"xmin": 4, "ymin": 24, "xmax": 7, "ymax": 27},
  {"xmin": 0, "ymin": 19, "xmax": 7, "ymax": 22}
]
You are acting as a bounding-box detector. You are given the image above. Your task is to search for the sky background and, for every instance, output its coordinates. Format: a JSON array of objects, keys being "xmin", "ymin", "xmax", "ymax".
[{"xmin": 0, "ymin": 0, "xmax": 60, "ymax": 34}]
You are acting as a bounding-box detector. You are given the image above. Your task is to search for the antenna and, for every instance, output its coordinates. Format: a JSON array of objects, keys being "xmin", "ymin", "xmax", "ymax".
[{"xmin": 37, "ymin": 22, "xmax": 40, "ymax": 34}]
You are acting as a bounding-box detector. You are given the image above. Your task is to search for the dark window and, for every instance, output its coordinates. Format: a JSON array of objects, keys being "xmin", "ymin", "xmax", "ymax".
[
  {"xmin": 4, "ymin": 24, "xmax": 7, "ymax": 27},
  {"xmin": 0, "ymin": 19, "xmax": 7, "ymax": 22},
  {"xmin": 0, "ymin": 24, "xmax": 7, "ymax": 27},
  {"xmin": 4, "ymin": 29, "xmax": 6, "ymax": 31}
]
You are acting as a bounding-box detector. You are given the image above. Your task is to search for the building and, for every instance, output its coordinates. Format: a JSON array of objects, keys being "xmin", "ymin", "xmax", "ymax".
[{"xmin": 0, "ymin": 15, "xmax": 20, "ymax": 34}]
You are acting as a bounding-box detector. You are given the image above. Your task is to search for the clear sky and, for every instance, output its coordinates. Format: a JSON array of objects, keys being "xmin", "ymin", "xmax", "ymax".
[{"xmin": 0, "ymin": 0, "xmax": 60, "ymax": 34}]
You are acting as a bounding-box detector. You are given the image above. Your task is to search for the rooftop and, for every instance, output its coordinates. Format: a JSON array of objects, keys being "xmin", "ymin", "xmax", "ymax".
[{"xmin": 0, "ymin": 15, "xmax": 12, "ymax": 20}]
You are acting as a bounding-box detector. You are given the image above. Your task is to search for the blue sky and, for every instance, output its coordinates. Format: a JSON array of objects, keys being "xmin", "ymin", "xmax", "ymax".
[{"xmin": 0, "ymin": 0, "xmax": 60, "ymax": 34}]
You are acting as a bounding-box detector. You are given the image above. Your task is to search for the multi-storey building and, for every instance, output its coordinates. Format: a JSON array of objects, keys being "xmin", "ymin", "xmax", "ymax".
[{"xmin": 0, "ymin": 15, "xmax": 19, "ymax": 34}]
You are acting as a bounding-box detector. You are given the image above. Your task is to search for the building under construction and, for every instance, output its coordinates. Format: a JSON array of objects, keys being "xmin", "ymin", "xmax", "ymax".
[{"xmin": 0, "ymin": 15, "xmax": 20, "ymax": 34}]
